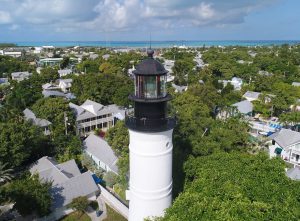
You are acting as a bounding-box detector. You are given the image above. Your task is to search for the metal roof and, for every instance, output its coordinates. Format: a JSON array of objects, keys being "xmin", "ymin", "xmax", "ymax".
[
  {"xmin": 83, "ymin": 134, "xmax": 119, "ymax": 174},
  {"xmin": 232, "ymin": 100, "xmax": 253, "ymax": 114},
  {"xmin": 269, "ymin": 129, "xmax": 300, "ymax": 150},
  {"xmin": 30, "ymin": 157, "xmax": 99, "ymax": 209},
  {"xmin": 286, "ymin": 167, "xmax": 300, "ymax": 180},
  {"xmin": 133, "ymin": 50, "xmax": 168, "ymax": 76}
]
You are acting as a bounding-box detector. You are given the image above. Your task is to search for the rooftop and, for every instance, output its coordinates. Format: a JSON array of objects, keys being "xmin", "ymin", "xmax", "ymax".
[{"xmin": 83, "ymin": 134, "xmax": 118, "ymax": 174}]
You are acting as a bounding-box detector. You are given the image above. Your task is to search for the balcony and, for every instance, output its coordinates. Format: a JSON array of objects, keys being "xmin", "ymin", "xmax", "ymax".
[{"xmin": 125, "ymin": 115, "xmax": 176, "ymax": 132}]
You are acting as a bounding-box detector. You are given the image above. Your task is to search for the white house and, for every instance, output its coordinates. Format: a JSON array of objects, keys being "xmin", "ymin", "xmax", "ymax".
[
  {"xmin": 23, "ymin": 108, "xmax": 52, "ymax": 135},
  {"xmin": 243, "ymin": 91, "xmax": 261, "ymax": 102},
  {"xmin": 11, "ymin": 71, "xmax": 32, "ymax": 82},
  {"xmin": 292, "ymin": 82, "xmax": 300, "ymax": 87},
  {"xmin": 269, "ymin": 129, "xmax": 300, "ymax": 165},
  {"xmin": 58, "ymin": 69, "xmax": 72, "ymax": 78},
  {"xmin": 83, "ymin": 134, "xmax": 119, "ymax": 175},
  {"xmin": 58, "ymin": 79, "xmax": 73, "ymax": 93},
  {"xmin": 171, "ymin": 83, "xmax": 188, "ymax": 93},
  {"xmin": 69, "ymin": 99, "xmax": 126, "ymax": 136},
  {"xmin": 219, "ymin": 77, "xmax": 243, "ymax": 91},
  {"xmin": 30, "ymin": 157, "xmax": 99, "ymax": 215}
]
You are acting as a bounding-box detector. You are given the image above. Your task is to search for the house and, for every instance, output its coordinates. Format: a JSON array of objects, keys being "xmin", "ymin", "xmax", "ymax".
[
  {"xmin": 23, "ymin": 108, "xmax": 52, "ymax": 135},
  {"xmin": 286, "ymin": 167, "xmax": 300, "ymax": 180},
  {"xmin": 58, "ymin": 69, "xmax": 72, "ymax": 78},
  {"xmin": 258, "ymin": 70, "xmax": 273, "ymax": 76},
  {"xmin": 42, "ymin": 90, "xmax": 76, "ymax": 100},
  {"xmin": 83, "ymin": 134, "xmax": 119, "ymax": 174},
  {"xmin": 243, "ymin": 91, "xmax": 261, "ymax": 102},
  {"xmin": 58, "ymin": 79, "xmax": 72, "ymax": 93},
  {"xmin": 69, "ymin": 99, "xmax": 125, "ymax": 136},
  {"xmin": 102, "ymin": 54, "xmax": 110, "ymax": 60},
  {"xmin": 0, "ymin": 78, "xmax": 9, "ymax": 85},
  {"xmin": 30, "ymin": 157, "xmax": 99, "ymax": 211},
  {"xmin": 172, "ymin": 83, "xmax": 188, "ymax": 93},
  {"xmin": 89, "ymin": 53, "xmax": 99, "ymax": 60},
  {"xmin": 231, "ymin": 100, "xmax": 253, "ymax": 115},
  {"xmin": 219, "ymin": 77, "xmax": 243, "ymax": 91},
  {"xmin": 11, "ymin": 71, "xmax": 32, "ymax": 82},
  {"xmin": 292, "ymin": 82, "xmax": 300, "ymax": 87},
  {"xmin": 269, "ymin": 129, "xmax": 300, "ymax": 165},
  {"xmin": 163, "ymin": 59, "xmax": 174, "ymax": 74},
  {"xmin": 3, "ymin": 51, "xmax": 22, "ymax": 58}
]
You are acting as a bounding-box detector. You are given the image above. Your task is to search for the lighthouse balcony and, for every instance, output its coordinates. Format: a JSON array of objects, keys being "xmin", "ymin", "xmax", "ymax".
[{"xmin": 125, "ymin": 115, "xmax": 176, "ymax": 132}]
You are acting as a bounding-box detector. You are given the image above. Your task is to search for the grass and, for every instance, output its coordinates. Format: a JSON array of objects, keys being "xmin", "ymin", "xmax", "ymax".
[
  {"xmin": 59, "ymin": 211, "xmax": 91, "ymax": 221},
  {"xmin": 89, "ymin": 200, "xmax": 99, "ymax": 210},
  {"xmin": 103, "ymin": 205, "xmax": 127, "ymax": 221}
]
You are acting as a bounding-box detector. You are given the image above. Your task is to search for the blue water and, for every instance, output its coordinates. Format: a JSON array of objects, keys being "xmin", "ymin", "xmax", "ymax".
[{"xmin": 11, "ymin": 40, "xmax": 300, "ymax": 48}]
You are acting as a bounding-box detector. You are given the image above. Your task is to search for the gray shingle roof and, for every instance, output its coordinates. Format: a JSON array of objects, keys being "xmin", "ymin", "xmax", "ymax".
[
  {"xmin": 30, "ymin": 157, "xmax": 99, "ymax": 209},
  {"xmin": 243, "ymin": 91, "xmax": 261, "ymax": 100},
  {"xmin": 269, "ymin": 129, "xmax": 300, "ymax": 150},
  {"xmin": 286, "ymin": 167, "xmax": 300, "ymax": 180},
  {"xmin": 232, "ymin": 100, "xmax": 253, "ymax": 114},
  {"xmin": 23, "ymin": 108, "xmax": 51, "ymax": 127},
  {"xmin": 83, "ymin": 134, "xmax": 118, "ymax": 174}
]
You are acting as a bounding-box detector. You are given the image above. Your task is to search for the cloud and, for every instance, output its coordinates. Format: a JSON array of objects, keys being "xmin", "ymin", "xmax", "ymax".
[
  {"xmin": 0, "ymin": 0, "xmax": 277, "ymax": 33},
  {"xmin": 0, "ymin": 11, "xmax": 12, "ymax": 24}
]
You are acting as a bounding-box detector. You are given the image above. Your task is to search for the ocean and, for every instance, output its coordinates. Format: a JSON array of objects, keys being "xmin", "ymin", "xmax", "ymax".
[{"xmin": 11, "ymin": 40, "xmax": 300, "ymax": 48}]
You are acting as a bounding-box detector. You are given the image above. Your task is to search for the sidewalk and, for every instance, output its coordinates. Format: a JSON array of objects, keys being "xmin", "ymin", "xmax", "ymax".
[{"xmin": 86, "ymin": 196, "xmax": 107, "ymax": 221}]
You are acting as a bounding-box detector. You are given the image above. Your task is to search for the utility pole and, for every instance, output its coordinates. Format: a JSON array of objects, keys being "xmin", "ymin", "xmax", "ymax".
[{"xmin": 64, "ymin": 112, "xmax": 68, "ymax": 135}]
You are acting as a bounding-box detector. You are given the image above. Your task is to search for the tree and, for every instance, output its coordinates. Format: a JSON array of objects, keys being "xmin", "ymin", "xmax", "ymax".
[
  {"xmin": 155, "ymin": 152, "xmax": 300, "ymax": 221},
  {"xmin": 71, "ymin": 73, "xmax": 133, "ymax": 106},
  {"xmin": 106, "ymin": 121, "xmax": 129, "ymax": 185},
  {"xmin": 68, "ymin": 196, "xmax": 89, "ymax": 212},
  {"xmin": 6, "ymin": 174, "xmax": 52, "ymax": 217},
  {"xmin": 0, "ymin": 122, "xmax": 52, "ymax": 169},
  {"xmin": 103, "ymin": 171, "xmax": 118, "ymax": 188},
  {"xmin": 0, "ymin": 162, "xmax": 13, "ymax": 183},
  {"xmin": 60, "ymin": 57, "xmax": 70, "ymax": 69}
]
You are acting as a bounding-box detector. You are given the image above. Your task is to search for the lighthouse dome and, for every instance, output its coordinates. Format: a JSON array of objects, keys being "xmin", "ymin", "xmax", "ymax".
[{"xmin": 133, "ymin": 50, "xmax": 168, "ymax": 76}]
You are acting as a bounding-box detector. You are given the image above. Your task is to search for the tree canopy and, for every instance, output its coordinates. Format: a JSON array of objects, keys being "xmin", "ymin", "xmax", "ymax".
[{"xmin": 157, "ymin": 152, "xmax": 300, "ymax": 221}]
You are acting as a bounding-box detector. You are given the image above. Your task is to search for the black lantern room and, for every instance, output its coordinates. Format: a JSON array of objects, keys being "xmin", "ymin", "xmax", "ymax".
[{"xmin": 125, "ymin": 49, "xmax": 176, "ymax": 132}]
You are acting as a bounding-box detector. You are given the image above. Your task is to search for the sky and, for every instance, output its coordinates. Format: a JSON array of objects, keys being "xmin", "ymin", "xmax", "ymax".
[{"xmin": 0, "ymin": 0, "xmax": 299, "ymax": 42}]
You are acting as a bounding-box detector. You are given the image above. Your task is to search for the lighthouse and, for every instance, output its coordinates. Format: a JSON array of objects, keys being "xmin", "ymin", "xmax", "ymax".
[{"xmin": 125, "ymin": 49, "xmax": 176, "ymax": 221}]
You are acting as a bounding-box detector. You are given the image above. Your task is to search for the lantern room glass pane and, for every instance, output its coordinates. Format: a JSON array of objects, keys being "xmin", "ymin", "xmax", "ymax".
[
  {"xmin": 145, "ymin": 76, "xmax": 157, "ymax": 98},
  {"xmin": 159, "ymin": 75, "xmax": 166, "ymax": 97},
  {"xmin": 134, "ymin": 75, "xmax": 167, "ymax": 99}
]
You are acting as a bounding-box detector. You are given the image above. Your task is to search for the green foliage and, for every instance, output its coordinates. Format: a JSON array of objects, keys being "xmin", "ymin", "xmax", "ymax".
[
  {"xmin": 60, "ymin": 57, "xmax": 70, "ymax": 69},
  {"xmin": 0, "ymin": 162, "xmax": 13, "ymax": 183},
  {"xmin": 0, "ymin": 55, "xmax": 33, "ymax": 78},
  {"xmin": 71, "ymin": 73, "xmax": 133, "ymax": 106},
  {"xmin": 68, "ymin": 196, "xmax": 89, "ymax": 212},
  {"xmin": 6, "ymin": 174, "xmax": 52, "ymax": 217},
  {"xmin": 40, "ymin": 67, "xmax": 59, "ymax": 82},
  {"xmin": 0, "ymin": 122, "xmax": 52, "ymax": 169},
  {"xmin": 31, "ymin": 97, "xmax": 81, "ymax": 160},
  {"xmin": 106, "ymin": 121, "xmax": 129, "ymax": 185},
  {"xmin": 103, "ymin": 171, "xmax": 118, "ymax": 188},
  {"xmin": 158, "ymin": 152, "xmax": 300, "ymax": 221},
  {"xmin": 6, "ymin": 75, "xmax": 43, "ymax": 109}
]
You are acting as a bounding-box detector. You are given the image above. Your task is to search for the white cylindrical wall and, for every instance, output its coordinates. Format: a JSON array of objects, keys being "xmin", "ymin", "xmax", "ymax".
[{"xmin": 128, "ymin": 129, "xmax": 173, "ymax": 221}]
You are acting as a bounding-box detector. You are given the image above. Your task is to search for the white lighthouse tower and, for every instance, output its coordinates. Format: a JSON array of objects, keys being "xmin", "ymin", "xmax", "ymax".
[{"xmin": 126, "ymin": 49, "xmax": 176, "ymax": 221}]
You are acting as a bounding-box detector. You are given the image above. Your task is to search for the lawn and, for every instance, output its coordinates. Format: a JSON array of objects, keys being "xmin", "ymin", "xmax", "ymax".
[
  {"xmin": 59, "ymin": 211, "xmax": 91, "ymax": 221},
  {"xmin": 103, "ymin": 205, "xmax": 127, "ymax": 221}
]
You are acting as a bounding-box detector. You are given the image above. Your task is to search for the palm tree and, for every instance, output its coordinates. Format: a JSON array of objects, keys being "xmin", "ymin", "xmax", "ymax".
[{"xmin": 0, "ymin": 163, "xmax": 13, "ymax": 183}]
